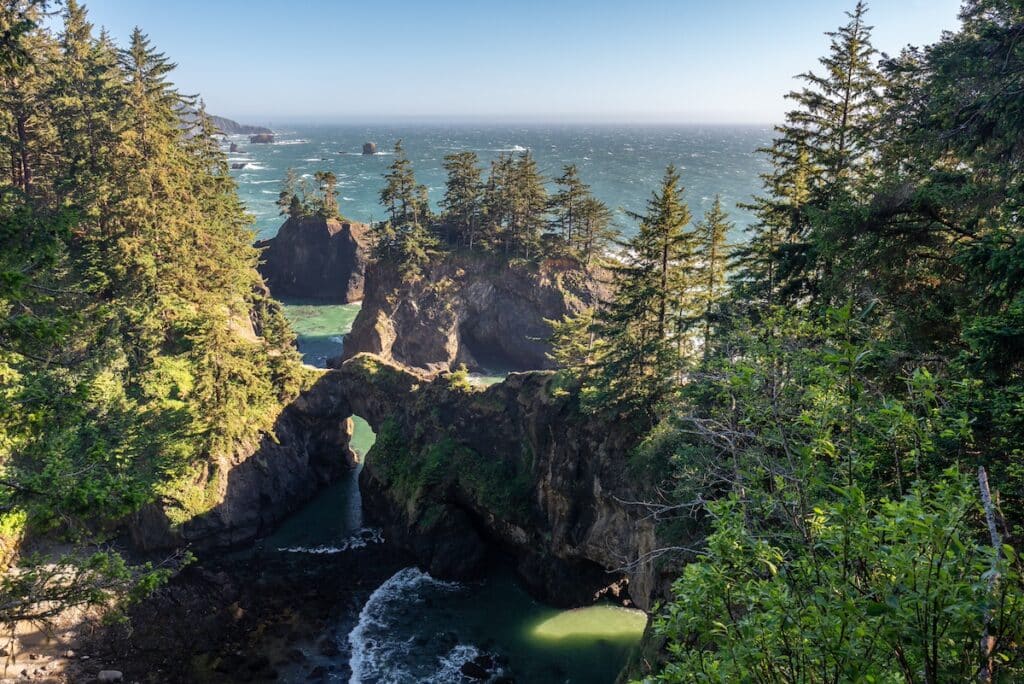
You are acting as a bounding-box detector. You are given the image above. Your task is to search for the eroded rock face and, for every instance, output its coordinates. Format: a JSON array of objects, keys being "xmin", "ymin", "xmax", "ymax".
[
  {"xmin": 256, "ymin": 216, "xmax": 371, "ymax": 303},
  {"xmin": 129, "ymin": 374, "xmax": 359, "ymax": 551},
  {"xmin": 342, "ymin": 253, "xmax": 608, "ymax": 374},
  {"xmin": 328, "ymin": 354, "xmax": 681, "ymax": 611}
]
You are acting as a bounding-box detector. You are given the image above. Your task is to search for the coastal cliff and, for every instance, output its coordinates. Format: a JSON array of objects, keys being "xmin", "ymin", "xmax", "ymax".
[
  {"xmin": 331, "ymin": 354, "xmax": 682, "ymax": 611},
  {"xmin": 256, "ymin": 216, "xmax": 371, "ymax": 303},
  {"xmin": 129, "ymin": 375, "xmax": 359, "ymax": 551},
  {"xmin": 342, "ymin": 252, "xmax": 608, "ymax": 374}
]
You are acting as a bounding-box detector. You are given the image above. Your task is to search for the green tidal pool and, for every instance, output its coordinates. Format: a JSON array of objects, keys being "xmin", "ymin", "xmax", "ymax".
[
  {"xmin": 530, "ymin": 604, "xmax": 649, "ymax": 642},
  {"xmin": 280, "ymin": 300, "xmax": 361, "ymax": 367},
  {"xmin": 347, "ymin": 563, "xmax": 647, "ymax": 682}
]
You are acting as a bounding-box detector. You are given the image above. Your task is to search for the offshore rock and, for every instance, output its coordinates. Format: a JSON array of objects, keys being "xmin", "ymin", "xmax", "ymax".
[
  {"xmin": 342, "ymin": 252, "xmax": 608, "ymax": 374},
  {"xmin": 362, "ymin": 142, "xmax": 377, "ymax": 155},
  {"xmin": 256, "ymin": 216, "xmax": 371, "ymax": 303}
]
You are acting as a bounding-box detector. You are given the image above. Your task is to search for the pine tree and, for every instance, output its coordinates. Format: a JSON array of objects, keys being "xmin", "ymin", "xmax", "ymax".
[
  {"xmin": 277, "ymin": 167, "xmax": 297, "ymax": 216},
  {"xmin": 550, "ymin": 164, "xmax": 587, "ymax": 248},
  {"xmin": 379, "ymin": 139, "xmax": 418, "ymax": 226},
  {"xmin": 587, "ymin": 165, "xmax": 695, "ymax": 417},
  {"xmin": 577, "ymin": 196, "xmax": 616, "ymax": 266},
  {"xmin": 736, "ymin": 1, "xmax": 883, "ymax": 304},
  {"xmin": 376, "ymin": 140, "xmax": 436, "ymax": 278},
  {"xmin": 695, "ymin": 195, "xmax": 733, "ymax": 354},
  {"xmin": 508, "ymin": 151, "xmax": 547, "ymax": 259},
  {"xmin": 440, "ymin": 151, "xmax": 482, "ymax": 248},
  {"xmin": 314, "ymin": 170, "xmax": 339, "ymax": 218},
  {"xmin": 481, "ymin": 153, "xmax": 515, "ymax": 252}
]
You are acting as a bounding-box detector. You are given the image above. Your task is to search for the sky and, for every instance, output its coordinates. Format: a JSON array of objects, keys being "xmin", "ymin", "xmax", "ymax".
[{"xmin": 70, "ymin": 0, "xmax": 963, "ymax": 125}]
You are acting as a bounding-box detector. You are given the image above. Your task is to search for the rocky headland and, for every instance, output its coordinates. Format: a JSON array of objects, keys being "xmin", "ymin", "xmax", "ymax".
[{"xmin": 209, "ymin": 115, "xmax": 273, "ymax": 136}]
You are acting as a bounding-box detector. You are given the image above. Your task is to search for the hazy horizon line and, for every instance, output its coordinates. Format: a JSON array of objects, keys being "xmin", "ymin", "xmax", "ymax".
[{"xmin": 216, "ymin": 114, "xmax": 779, "ymax": 128}]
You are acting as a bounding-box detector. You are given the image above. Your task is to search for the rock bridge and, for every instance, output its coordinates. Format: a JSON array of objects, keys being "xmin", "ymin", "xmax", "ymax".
[{"xmin": 130, "ymin": 353, "xmax": 675, "ymax": 611}]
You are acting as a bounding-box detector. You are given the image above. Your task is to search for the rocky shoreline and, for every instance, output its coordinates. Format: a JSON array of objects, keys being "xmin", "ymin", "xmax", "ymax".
[{"xmin": 81, "ymin": 540, "xmax": 412, "ymax": 683}]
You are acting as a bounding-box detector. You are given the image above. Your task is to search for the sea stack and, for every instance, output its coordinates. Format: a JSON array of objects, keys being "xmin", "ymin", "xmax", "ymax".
[
  {"xmin": 229, "ymin": 142, "xmax": 239, "ymax": 152},
  {"xmin": 255, "ymin": 216, "xmax": 371, "ymax": 303},
  {"xmin": 362, "ymin": 142, "xmax": 377, "ymax": 155},
  {"xmin": 250, "ymin": 133, "xmax": 274, "ymax": 144}
]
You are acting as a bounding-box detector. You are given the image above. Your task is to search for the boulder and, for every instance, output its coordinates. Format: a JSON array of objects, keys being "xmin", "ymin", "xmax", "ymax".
[
  {"xmin": 249, "ymin": 133, "xmax": 274, "ymax": 144},
  {"xmin": 460, "ymin": 660, "xmax": 490, "ymax": 680},
  {"xmin": 97, "ymin": 672, "xmax": 123, "ymax": 683},
  {"xmin": 362, "ymin": 142, "xmax": 377, "ymax": 155}
]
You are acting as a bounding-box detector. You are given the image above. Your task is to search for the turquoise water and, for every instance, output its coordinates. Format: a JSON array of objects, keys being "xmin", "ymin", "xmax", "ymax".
[
  {"xmin": 281, "ymin": 300, "xmax": 361, "ymax": 368},
  {"xmin": 347, "ymin": 566, "xmax": 646, "ymax": 683},
  {"xmin": 228, "ymin": 124, "xmax": 772, "ymax": 242}
]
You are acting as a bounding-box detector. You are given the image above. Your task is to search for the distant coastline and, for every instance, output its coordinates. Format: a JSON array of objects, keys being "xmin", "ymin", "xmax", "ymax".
[{"xmin": 210, "ymin": 114, "xmax": 272, "ymax": 136}]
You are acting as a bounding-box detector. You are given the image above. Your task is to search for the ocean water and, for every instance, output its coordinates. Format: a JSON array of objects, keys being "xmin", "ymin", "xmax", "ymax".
[
  {"xmin": 227, "ymin": 124, "xmax": 773, "ymax": 242},
  {"xmin": 244, "ymin": 125, "xmax": 772, "ymax": 682}
]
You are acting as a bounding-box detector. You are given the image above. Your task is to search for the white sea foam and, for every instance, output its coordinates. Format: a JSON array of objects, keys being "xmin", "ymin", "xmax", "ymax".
[
  {"xmin": 347, "ymin": 567, "xmax": 461, "ymax": 683},
  {"xmin": 272, "ymin": 139, "xmax": 309, "ymax": 145},
  {"xmin": 248, "ymin": 179, "xmax": 279, "ymax": 184},
  {"xmin": 277, "ymin": 527, "xmax": 383, "ymax": 554},
  {"xmin": 435, "ymin": 644, "xmax": 485, "ymax": 681},
  {"xmin": 492, "ymin": 144, "xmax": 528, "ymax": 153},
  {"xmin": 329, "ymin": 335, "xmax": 345, "ymax": 344},
  {"xmin": 243, "ymin": 162, "xmax": 268, "ymax": 170}
]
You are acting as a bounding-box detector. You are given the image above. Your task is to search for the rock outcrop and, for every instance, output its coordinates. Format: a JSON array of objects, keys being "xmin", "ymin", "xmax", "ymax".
[
  {"xmin": 255, "ymin": 216, "xmax": 371, "ymax": 303},
  {"xmin": 342, "ymin": 253, "xmax": 608, "ymax": 374},
  {"xmin": 362, "ymin": 142, "xmax": 377, "ymax": 155},
  {"xmin": 249, "ymin": 133, "xmax": 274, "ymax": 143},
  {"xmin": 327, "ymin": 354, "xmax": 682, "ymax": 611},
  {"xmin": 129, "ymin": 373, "xmax": 359, "ymax": 551}
]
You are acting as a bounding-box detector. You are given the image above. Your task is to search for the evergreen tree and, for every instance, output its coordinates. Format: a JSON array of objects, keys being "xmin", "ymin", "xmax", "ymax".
[
  {"xmin": 549, "ymin": 164, "xmax": 587, "ymax": 247},
  {"xmin": 440, "ymin": 150, "xmax": 482, "ymax": 248},
  {"xmin": 481, "ymin": 153, "xmax": 515, "ymax": 252},
  {"xmin": 277, "ymin": 167, "xmax": 297, "ymax": 216},
  {"xmin": 508, "ymin": 151, "xmax": 547, "ymax": 259},
  {"xmin": 585, "ymin": 165, "xmax": 694, "ymax": 417},
  {"xmin": 694, "ymin": 195, "xmax": 732, "ymax": 354},
  {"xmin": 736, "ymin": 1, "xmax": 883, "ymax": 304},
  {"xmin": 313, "ymin": 170, "xmax": 339, "ymax": 218},
  {"xmin": 0, "ymin": 7, "xmax": 304, "ymax": 632},
  {"xmin": 376, "ymin": 140, "xmax": 436, "ymax": 278},
  {"xmin": 577, "ymin": 196, "xmax": 616, "ymax": 266},
  {"xmin": 379, "ymin": 139, "xmax": 418, "ymax": 227}
]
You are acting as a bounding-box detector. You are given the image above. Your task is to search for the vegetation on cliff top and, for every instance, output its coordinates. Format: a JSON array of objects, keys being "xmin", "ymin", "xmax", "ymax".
[
  {"xmin": 367, "ymin": 139, "xmax": 619, "ymax": 280},
  {"xmin": 0, "ymin": 0, "xmax": 304, "ymax": 630}
]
